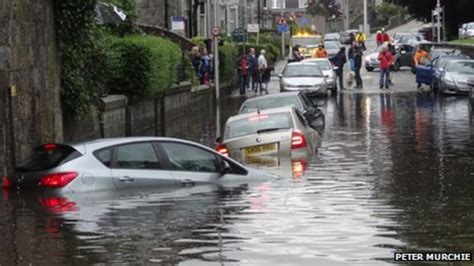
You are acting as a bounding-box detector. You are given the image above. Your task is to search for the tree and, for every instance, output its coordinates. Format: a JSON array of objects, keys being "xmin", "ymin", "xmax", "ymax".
[
  {"xmin": 391, "ymin": 0, "xmax": 474, "ymax": 39},
  {"xmin": 307, "ymin": 0, "xmax": 342, "ymax": 18},
  {"xmin": 376, "ymin": 2, "xmax": 407, "ymax": 22}
]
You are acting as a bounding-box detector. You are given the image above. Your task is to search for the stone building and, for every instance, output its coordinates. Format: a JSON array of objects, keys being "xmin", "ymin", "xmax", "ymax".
[{"xmin": 0, "ymin": 0, "xmax": 63, "ymax": 174}]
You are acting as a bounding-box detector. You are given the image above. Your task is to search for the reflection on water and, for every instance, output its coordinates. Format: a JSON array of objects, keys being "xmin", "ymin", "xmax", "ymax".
[{"xmin": 1, "ymin": 93, "xmax": 474, "ymax": 265}]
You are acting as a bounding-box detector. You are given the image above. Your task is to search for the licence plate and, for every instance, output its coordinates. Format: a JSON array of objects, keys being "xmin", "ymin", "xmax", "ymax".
[
  {"xmin": 242, "ymin": 156, "xmax": 279, "ymax": 167},
  {"xmin": 241, "ymin": 143, "xmax": 278, "ymax": 156}
]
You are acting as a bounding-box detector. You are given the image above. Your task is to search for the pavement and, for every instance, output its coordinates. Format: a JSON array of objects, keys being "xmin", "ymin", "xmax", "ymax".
[{"xmin": 230, "ymin": 20, "xmax": 429, "ymax": 98}]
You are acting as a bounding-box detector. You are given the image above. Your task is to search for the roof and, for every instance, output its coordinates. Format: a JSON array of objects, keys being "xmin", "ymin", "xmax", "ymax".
[{"xmin": 242, "ymin": 92, "xmax": 300, "ymax": 104}]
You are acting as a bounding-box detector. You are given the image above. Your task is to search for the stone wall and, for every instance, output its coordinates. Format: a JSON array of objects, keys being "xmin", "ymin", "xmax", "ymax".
[{"xmin": 0, "ymin": 0, "xmax": 62, "ymax": 173}]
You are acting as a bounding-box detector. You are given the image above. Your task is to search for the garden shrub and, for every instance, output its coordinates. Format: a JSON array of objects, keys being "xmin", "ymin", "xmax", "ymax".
[
  {"xmin": 108, "ymin": 35, "xmax": 181, "ymax": 98},
  {"xmin": 219, "ymin": 43, "xmax": 238, "ymax": 82}
]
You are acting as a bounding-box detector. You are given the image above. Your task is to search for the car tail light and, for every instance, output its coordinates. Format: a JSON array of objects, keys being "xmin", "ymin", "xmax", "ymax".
[
  {"xmin": 216, "ymin": 144, "xmax": 229, "ymax": 157},
  {"xmin": 291, "ymin": 131, "xmax": 307, "ymax": 150},
  {"xmin": 1, "ymin": 176, "xmax": 12, "ymax": 189},
  {"xmin": 43, "ymin": 143, "xmax": 57, "ymax": 151},
  {"xmin": 38, "ymin": 172, "xmax": 78, "ymax": 189},
  {"xmin": 292, "ymin": 160, "xmax": 308, "ymax": 179}
]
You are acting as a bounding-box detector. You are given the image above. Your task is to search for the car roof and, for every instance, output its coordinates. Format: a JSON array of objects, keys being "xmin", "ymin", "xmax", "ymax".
[
  {"xmin": 304, "ymin": 58, "xmax": 331, "ymax": 62},
  {"xmin": 66, "ymin": 137, "xmax": 212, "ymax": 153},
  {"xmin": 287, "ymin": 62, "xmax": 321, "ymax": 66},
  {"xmin": 227, "ymin": 106, "xmax": 296, "ymax": 123}
]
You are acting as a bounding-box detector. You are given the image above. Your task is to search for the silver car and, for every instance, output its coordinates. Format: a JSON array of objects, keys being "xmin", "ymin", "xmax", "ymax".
[
  {"xmin": 278, "ymin": 62, "xmax": 328, "ymax": 97},
  {"xmin": 303, "ymin": 58, "xmax": 338, "ymax": 94},
  {"xmin": 2, "ymin": 137, "xmax": 272, "ymax": 194},
  {"xmin": 323, "ymin": 40, "xmax": 340, "ymax": 60},
  {"xmin": 216, "ymin": 106, "xmax": 320, "ymax": 163},
  {"xmin": 439, "ymin": 59, "xmax": 474, "ymax": 95}
]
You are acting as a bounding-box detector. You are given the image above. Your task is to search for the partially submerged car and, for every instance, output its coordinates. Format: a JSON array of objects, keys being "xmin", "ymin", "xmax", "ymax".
[
  {"xmin": 438, "ymin": 59, "xmax": 474, "ymax": 95},
  {"xmin": 216, "ymin": 107, "xmax": 320, "ymax": 162},
  {"xmin": 2, "ymin": 138, "xmax": 273, "ymax": 194}
]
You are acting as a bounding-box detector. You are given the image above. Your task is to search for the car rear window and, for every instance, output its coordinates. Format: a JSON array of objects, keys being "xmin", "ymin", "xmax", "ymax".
[
  {"xmin": 16, "ymin": 144, "xmax": 82, "ymax": 172},
  {"xmin": 241, "ymin": 97, "xmax": 302, "ymax": 113},
  {"xmin": 225, "ymin": 112, "xmax": 294, "ymax": 139}
]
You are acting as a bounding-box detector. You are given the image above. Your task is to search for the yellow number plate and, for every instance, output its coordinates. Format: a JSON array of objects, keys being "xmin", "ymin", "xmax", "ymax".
[
  {"xmin": 243, "ymin": 156, "xmax": 279, "ymax": 167},
  {"xmin": 242, "ymin": 143, "xmax": 278, "ymax": 156}
]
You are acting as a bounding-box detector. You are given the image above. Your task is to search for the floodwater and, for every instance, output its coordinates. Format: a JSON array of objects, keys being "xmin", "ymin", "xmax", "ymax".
[{"xmin": 1, "ymin": 92, "xmax": 474, "ymax": 265}]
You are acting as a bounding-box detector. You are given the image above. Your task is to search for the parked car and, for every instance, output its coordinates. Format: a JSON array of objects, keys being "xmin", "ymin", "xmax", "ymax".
[
  {"xmin": 303, "ymin": 58, "xmax": 338, "ymax": 94},
  {"xmin": 461, "ymin": 22, "xmax": 474, "ymax": 39},
  {"xmin": 340, "ymin": 29, "xmax": 358, "ymax": 44},
  {"xmin": 429, "ymin": 47, "xmax": 466, "ymax": 60},
  {"xmin": 278, "ymin": 62, "xmax": 328, "ymax": 97},
  {"xmin": 365, "ymin": 44, "xmax": 415, "ymax": 72},
  {"xmin": 216, "ymin": 107, "xmax": 320, "ymax": 162},
  {"xmin": 238, "ymin": 92, "xmax": 325, "ymax": 130},
  {"xmin": 416, "ymin": 55, "xmax": 469, "ymax": 90},
  {"xmin": 438, "ymin": 59, "xmax": 474, "ymax": 95},
  {"xmin": 392, "ymin": 32, "xmax": 425, "ymax": 46},
  {"xmin": 2, "ymin": 138, "xmax": 272, "ymax": 194},
  {"xmin": 323, "ymin": 40, "xmax": 340, "ymax": 60},
  {"xmin": 324, "ymin": 32, "xmax": 341, "ymax": 43}
]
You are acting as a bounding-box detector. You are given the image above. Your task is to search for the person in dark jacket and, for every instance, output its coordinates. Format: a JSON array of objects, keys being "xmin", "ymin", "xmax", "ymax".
[
  {"xmin": 248, "ymin": 47, "xmax": 259, "ymax": 92},
  {"xmin": 347, "ymin": 42, "xmax": 356, "ymax": 71},
  {"xmin": 354, "ymin": 46, "xmax": 363, "ymax": 89},
  {"xmin": 333, "ymin": 47, "xmax": 347, "ymax": 90},
  {"xmin": 291, "ymin": 45, "xmax": 303, "ymax": 62}
]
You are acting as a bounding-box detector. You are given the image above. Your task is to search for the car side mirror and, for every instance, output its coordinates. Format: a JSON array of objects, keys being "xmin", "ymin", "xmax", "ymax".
[
  {"xmin": 215, "ymin": 136, "xmax": 222, "ymax": 144},
  {"xmin": 333, "ymin": 66, "xmax": 339, "ymax": 71},
  {"xmin": 277, "ymin": 74, "xmax": 283, "ymax": 79},
  {"xmin": 438, "ymin": 67, "xmax": 444, "ymax": 73},
  {"xmin": 401, "ymin": 50, "xmax": 407, "ymax": 54},
  {"xmin": 219, "ymin": 160, "xmax": 231, "ymax": 176}
]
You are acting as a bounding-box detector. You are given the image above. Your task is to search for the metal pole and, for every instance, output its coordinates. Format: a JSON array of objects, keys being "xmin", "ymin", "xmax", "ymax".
[
  {"xmin": 436, "ymin": 0, "xmax": 441, "ymax": 43},
  {"xmin": 213, "ymin": 0, "xmax": 220, "ymax": 136},
  {"xmin": 363, "ymin": 0, "xmax": 368, "ymax": 34},
  {"xmin": 257, "ymin": 0, "xmax": 261, "ymax": 28},
  {"xmin": 280, "ymin": 0, "xmax": 285, "ymax": 59}
]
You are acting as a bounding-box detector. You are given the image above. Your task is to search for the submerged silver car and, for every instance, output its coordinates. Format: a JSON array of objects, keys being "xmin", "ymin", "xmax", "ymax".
[
  {"xmin": 216, "ymin": 107, "xmax": 320, "ymax": 163},
  {"xmin": 2, "ymin": 137, "xmax": 272, "ymax": 194},
  {"xmin": 439, "ymin": 59, "xmax": 474, "ymax": 95},
  {"xmin": 279, "ymin": 62, "xmax": 328, "ymax": 97}
]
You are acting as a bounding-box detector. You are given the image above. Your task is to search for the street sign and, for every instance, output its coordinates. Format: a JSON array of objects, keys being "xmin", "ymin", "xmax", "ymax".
[
  {"xmin": 278, "ymin": 16, "xmax": 287, "ymax": 25},
  {"xmin": 277, "ymin": 23, "xmax": 289, "ymax": 33},
  {"xmin": 296, "ymin": 16, "xmax": 311, "ymax": 27},
  {"xmin": 171, "ymin": 16, "xmax": 186, "ymax": 31},
  {"xmin": 211, "ymin": 26, "xmax": 220, "ymax": 36},
  {"xmin": 247, "ymin": 24, "xmax": 260, "ymax": 33},
  {"xmin": 232, "ymin": 28, "xmax": 247, "ymax": 43}
]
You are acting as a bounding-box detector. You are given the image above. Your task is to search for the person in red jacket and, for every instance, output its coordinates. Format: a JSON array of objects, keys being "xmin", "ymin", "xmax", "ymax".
[
  {"xmin": 382, "ymin": 30, "xmax": 390, "ymax": 43},
  {"xmin": 376, "ymin": 30, "xmax": 383, "ymax": 46},
  {"xmin": 378, "ymin": 45, "xmax": 393, "ymax": 89}
]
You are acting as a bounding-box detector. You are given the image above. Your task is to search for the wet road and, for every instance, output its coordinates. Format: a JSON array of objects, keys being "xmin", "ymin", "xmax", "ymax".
[{"xmin": 1, "ymin": 90, "xmax": 473, "ymax": 265}]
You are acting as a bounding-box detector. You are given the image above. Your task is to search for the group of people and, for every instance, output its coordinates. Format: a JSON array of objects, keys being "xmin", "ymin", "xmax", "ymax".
[
  {"xmin": 191, "ymin": 46, "xmax": 213, "ymax": 85},
  {"xmin": 375, "ymin": 29, "xmax": 391, "ymax": 47},
  {"xmin": 237, "ymin": 48, "xmax": 271, "ymax": 95}
]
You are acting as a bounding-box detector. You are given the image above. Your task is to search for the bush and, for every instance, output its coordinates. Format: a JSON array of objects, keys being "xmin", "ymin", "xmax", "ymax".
[
  {"xmin": 219, "ymin": 43, "xmax": 238, "ymax": 82},
  {"xmin": 108, "ymin": 35, "xmax": 181, "ymax": 98}
]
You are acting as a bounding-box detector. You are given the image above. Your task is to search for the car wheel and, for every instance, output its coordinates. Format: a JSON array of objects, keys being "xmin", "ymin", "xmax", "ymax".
[
  {"xmin": 366, "ymin": 67, "xmax": 374, "ymax": 72},
  {"xmin": 331, "ymin": 87, "xmax": 337, "ymax": 96}
]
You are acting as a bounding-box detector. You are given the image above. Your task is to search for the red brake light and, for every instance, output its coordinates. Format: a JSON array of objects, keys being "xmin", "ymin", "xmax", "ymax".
[
  {"xmin": 2, "ymin": 176, "xmax": 12, "ymax": 189},
  {"xmin": 38, "ymin": 172, "xmax": 78, "ymax": 189},
  {"xmin": 43, "ymin": 143, "xmax": 57, "ymax": 151},
  {"xmin": 216, "ymin": 144, "xmax": 229, "ymax": 157},
  {"xmin": 291, "ymin": 131, "xmax": 307, "ymax": 150}
]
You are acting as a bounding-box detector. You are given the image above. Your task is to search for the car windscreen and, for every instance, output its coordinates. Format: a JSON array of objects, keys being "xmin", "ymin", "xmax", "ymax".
[
  {"xmin": 16, "ymin": 144, "xmax": 82, "ymax": 172},
  {"xmin": 241, "ymin": 97, "xmax": 302, "ymax": 113},
  {"xmin": 225, "ymin": 112, "xmax": 294, "ymax": 139},
  {"xmin": 283, "ymin": 64, "xmax": 323, "ymax": 77},
  {"xmin": 447, "ymin": 61, "xmax": 474, "ymax": 74},
  {"xmin": 324, "ymin": 42, "xmax": 339, "ymax": 49},
  {"xmin": 292, "ymin": 37, "xmax": 320, "ymax": 46},
  {"xmin": 308, "ymin": 60, "xmax": 331, "ymax": 70},
  {"xmin": 468, "ymin": 24, "xmax": 474, "ymax": 29}
]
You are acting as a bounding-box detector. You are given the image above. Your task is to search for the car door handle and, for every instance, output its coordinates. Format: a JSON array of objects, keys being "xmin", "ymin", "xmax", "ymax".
[
  {"xmin": 119, "ymin": 176, "xmax": 134, "ymax": 182},
  {"xmin": 180, "ymin": 179, "xmax": 195, "ymax": 187}
]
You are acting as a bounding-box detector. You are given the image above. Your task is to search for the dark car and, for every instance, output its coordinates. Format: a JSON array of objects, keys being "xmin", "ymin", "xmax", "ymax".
[
  {"xmin": 416, "ymin": 55, "xmax": 469, "ymax": 90},
  {"xmin": 238, "ymin": 92, "xmax": 325, "ymax": 130},
  {"xmin": 364, "ymin": 44, "xmax": 415, "ymax": 72}
]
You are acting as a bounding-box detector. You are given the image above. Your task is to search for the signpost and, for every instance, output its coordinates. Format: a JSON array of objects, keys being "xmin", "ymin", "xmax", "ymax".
[
  {"xmin": 232, "ymin": 28, "xmax": 248, "ymax": 43},
  {"xmin": 247, "ymin": 24, "xmax": 259, "ymax": 33},
  {"xmin": 277, "ymin": 16, "xmax": 288, "ymax": 59}
]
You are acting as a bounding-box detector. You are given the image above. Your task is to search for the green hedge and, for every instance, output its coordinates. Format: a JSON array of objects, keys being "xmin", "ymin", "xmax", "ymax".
[
  {"xmin": 219, "ymin": 43, "xmax": 238, "ymax": 82},
  {"xmin": 108, "ymin": 35, "xmax": 181, "ymax": 98},
  {"xmin": 235, "ymin": 43, "xmax": 280, "ymax": 65}
]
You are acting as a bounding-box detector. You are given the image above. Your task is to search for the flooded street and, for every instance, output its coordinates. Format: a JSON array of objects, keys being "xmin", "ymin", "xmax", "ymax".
[{"xmin": 1, "ymin": 91, "xmax": 473, "ymax": 265}]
